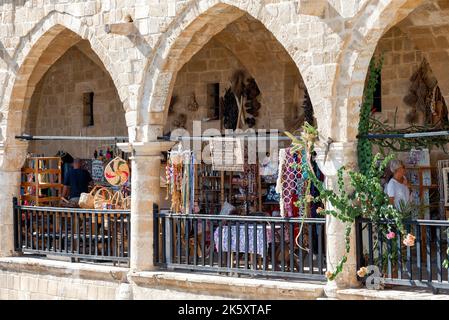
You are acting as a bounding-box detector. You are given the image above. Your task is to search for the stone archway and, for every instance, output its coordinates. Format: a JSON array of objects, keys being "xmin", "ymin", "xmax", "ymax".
[
  {"xmin": 130, "ymin": 1, "xmax": 334, "ymax": 273},
  {"xmin": 335, "ymin": 0, "xmax": 426, "ymax": 142},
  {"xmin": 164, "ymin": 13, "xmax": 306, "ymax": 135},
  {"xmin": 0, "ymin": 15, "xmax": 129, "ymax": 257},
  {"xmin": 138, "ymin": 1, "xmax": 332, "ymax": 142},
  {"xmin": 1, "ymin": 13, "xmax": 132, "ymax": 155}
]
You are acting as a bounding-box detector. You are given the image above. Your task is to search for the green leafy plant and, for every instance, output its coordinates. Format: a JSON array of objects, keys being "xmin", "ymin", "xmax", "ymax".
[
  {"xmin": 368, "ymin": 115, "xmax": 449, "ymax": 155},
  {"xmin": 286, "ymin": 123, "xmax": 415, "ymax": 281}
]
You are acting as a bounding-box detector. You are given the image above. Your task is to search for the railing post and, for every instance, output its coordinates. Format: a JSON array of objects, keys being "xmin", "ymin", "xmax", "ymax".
[
  {"xmin": 12, "ymin": 197, "xmax": 19, "ymax": 252},
  {"xmin": 355, "ymin": 218, "xmax": 363, "ymax": 271},
  {"xmin": 153, "ymin": 203, "xmax": 159, "ymax": 266}
]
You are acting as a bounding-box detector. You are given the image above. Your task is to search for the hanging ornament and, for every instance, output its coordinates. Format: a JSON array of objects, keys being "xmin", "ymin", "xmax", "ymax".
[
  {"xmin": 104, "ymin": 157, "xmax": 130, "ymax": 186},
  {"xmin": 187, "ymin": 92, "xmax": 199, "ymax": 111}
]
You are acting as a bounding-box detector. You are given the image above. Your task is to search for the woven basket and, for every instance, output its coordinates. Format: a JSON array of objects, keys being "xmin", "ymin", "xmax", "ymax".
[
  {"xmin": 104, "ymin": 157, "xmax": 130, "ymax": 186},
  {"xmin": 110, "ymin": 191, "xmax": 124, "ymax": 209},
  {"xmin": 93, "ymin": 187, "xmax": 113, "ymax": 210},
  {"xmin": 123, "ymin": 196, "xmax": 131, "ymax": 210},
  {"xmin": 79, "ymin": 185, "xmax": 100, "ymax": 209}
]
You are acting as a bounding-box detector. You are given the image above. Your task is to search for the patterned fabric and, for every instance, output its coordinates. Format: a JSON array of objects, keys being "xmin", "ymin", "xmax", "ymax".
[
  {"xmin": 276, "ymin": 148, "xmax": 307, "ymax": 217},
  {"xmin": 213, "ymin": 225, "xmax": 291, "ymax": 257}
]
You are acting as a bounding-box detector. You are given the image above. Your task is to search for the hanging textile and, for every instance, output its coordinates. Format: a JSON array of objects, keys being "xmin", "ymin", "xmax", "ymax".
[
  {"xmin": 275, "ymin": 147, "xmax": 307, "ymax": 217},
  {"xmin": 166, "ymin": 148, "xmax": 195, "ymax": 214}
]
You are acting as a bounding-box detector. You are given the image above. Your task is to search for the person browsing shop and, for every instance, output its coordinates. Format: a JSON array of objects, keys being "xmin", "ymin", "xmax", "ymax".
[
  {"xmin": 62, "ymin": 158, "xmax": 92, "ymax": 204},
  {"xmin": 385, "ymin": 160, "xmax": 411, "ymax": 211}
]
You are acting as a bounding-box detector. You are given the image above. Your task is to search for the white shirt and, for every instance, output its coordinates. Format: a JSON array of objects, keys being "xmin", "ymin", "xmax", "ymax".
[{"xmin": 385, "ymin": 178, "xmax": 410, "ymax": 210}]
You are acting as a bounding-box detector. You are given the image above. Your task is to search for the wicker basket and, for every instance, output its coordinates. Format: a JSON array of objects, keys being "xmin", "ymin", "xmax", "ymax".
[
  {"xmin": 110, "ymin": 191, "xmax": 124, "ymax": 210},
  {"xmin": 123, "ymin": 196, "xmax": 131, "ymax": 210},
  {"xmin": 79, "ymin": 185, "xmax": 100, "ymax": 209},
  {"xmin": 104, "ymin": 157, "xmax": 130, "ymax": 186},
  {"xmin": 93, "ymin": 187, "xmax": 113, "ymax": 210}
]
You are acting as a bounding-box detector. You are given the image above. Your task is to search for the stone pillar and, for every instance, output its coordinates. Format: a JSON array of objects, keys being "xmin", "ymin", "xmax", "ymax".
[
  {"xmin": 118, "ymin": 141, "xmax": 174, "ymax": 271},
  {"xmin": 0, "ymin": 141, "xmax": 28, "ymax": 257},
  {"xmin": 314, "ymin": 141, "xmax": 360, "ymax": 296},
  {"xmin": 0, "ymin": 170, "xmax": 22, "ymax": 257}
]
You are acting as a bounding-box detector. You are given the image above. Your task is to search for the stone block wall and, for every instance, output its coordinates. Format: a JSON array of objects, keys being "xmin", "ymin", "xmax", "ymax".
[
  {"xmin": 0, "ymin": 257, "xmax": 327, "ymax": 300},
  {"xmin": 373, "ymin": 26, "xmax": 424, "ymax": 128},
  {"xmin": 0, "ymin": 268, "xmax": 120, "ymax": 300},
  {"xmin": 165, "ymin": 14, "xmax": 305, "ymax": 136},
  {"xmin": 373, "ymin": 24, "xmax": 449, "ymax": 165},
  {"xmin": 25, "ymin": 43, "xmax": 127, "ymax": 159},
  {"xmin": 166, "ymin": 39, "xmax": 248, "ymax": 134}
]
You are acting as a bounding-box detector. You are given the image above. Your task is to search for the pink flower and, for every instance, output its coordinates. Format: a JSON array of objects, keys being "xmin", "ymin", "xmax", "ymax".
[
  {"xmin": 357, "ymin": 267, "xmax": 368, "ymax": 277},
  {"xmin": 403, "ymin": 233, "xmax": 416, "ymax": 247},
  {"xmin": 386, "ymin": 231, "xmax": 395, "ymax": 240}
]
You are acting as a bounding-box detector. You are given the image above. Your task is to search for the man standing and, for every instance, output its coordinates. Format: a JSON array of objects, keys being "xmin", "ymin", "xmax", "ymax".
[{"xmin": 62, "ymin": 158, "xmax": 92, "ymax": 205}]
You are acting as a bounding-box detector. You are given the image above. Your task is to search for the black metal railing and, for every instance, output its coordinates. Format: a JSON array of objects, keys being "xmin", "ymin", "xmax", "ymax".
[
  {"xmin": 154, "ymin": 206, "xmax": 326, "ymax": 280},
  {"xmin": 13, "ymin": 198, "xmax": 130, "ymax": 265},
  {"xmin": 356, "ymin": 218, "xmax": 449, "ymax": 292}
]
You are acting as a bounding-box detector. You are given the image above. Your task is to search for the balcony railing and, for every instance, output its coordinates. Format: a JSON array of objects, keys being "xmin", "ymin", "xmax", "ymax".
[
  {"xmin": 356, "ymin": 218, "xmax": 449, "ymax": 292},
  {"xmin": 154, "ymin": 206, "xmax": 327, "ymax": 281},
  {"xmin": 13, "ymin": 198, "xmax": 130, "ymax": 265}
]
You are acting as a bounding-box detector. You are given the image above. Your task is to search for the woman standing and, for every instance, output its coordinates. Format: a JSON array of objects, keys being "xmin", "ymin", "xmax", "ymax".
[{"xmin": 385, "ymin": 160, "xmax": 411, "ymax": 211}]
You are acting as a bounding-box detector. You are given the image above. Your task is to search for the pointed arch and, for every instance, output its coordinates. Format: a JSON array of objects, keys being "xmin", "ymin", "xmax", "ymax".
[
  {"xmin": 335, "ymin": 0, "xmax": 425, "ymax": 141},
  {"xmin": 0, "ymin": 12, "xmax": 129, "ymax": 170},
  {"xmin": 138, "ymin": 1, "xmax": 319, "ymax": 141}
]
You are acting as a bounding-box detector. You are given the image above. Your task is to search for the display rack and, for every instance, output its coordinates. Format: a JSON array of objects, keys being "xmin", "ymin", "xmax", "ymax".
[
  {"xmin": 20, "ymin": 157, "xmax": 63, "ymax": 206},
  {"xmin": 198, "ymin": 163, "xmax": 224, "ymax": 215},
  {"xmin": 406, "ymin": 165, "xmax": 439, "ymax": 220},
  {"xmin": 195, "ymin": 161, "xmax": 275, "ymax": 215}
]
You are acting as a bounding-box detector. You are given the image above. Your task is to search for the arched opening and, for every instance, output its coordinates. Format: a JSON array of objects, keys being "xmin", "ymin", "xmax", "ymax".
[
  {"xmin": 146, "ymin": 4, "xmax": 326, "ymax": 279},
  {"xmin": 142, "ymin": 3, "xmax": 315, "ymax": 138},
  {"xmin": 24, "ymin": 39, "xmax": 126, "ymax": 158},
  {"xmin": 164, "ymin": 14, "xmax": 308, "ymax": 136},
  {"xmin": 3, "ymin": 25, "xmax": 128, "ymax": 168},
  {"xmin": 0, "ymin": 23, "xmax": 130, "ymax": 260},
  {"xmin": 354, "ymin": 0, "xmax": 449, "ymax": 290},
  {"xmin": 366, "ymin": 1, "xmax": 449, "ymax": 219}
]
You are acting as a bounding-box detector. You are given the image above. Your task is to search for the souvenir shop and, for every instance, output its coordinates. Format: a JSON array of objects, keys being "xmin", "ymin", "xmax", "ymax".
[
  {"xmin": 18, "ymin": 137, "xmax": 132, "ymax": 211},
  {"xmin": 162, "ymin": 135, "xmax": 324, "ymax": 219}
]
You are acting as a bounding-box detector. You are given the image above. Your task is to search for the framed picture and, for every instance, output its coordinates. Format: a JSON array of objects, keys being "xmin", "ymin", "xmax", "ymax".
[{"xmin": 442, "ymin": 167, "xmax": 449, "ymax": 206}]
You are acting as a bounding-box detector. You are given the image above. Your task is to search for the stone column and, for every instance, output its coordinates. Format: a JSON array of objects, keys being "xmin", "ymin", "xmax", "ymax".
[
  {"xmin": 0, "ymin": 141, "xmax": 28, "ymax": 257},
  {"xmin": 314, "ymin": 141, "xmax": 360, "ymax": 296},
  {"xmin": 118, "ymin": 141, "xmax": 174, "ymax": 271}
]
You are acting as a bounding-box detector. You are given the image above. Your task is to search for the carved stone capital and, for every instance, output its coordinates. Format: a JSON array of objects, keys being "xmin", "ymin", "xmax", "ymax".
[
  {"xmin": 314, "ymin": 141, "xmax": 357, "ymax": 177},
  {"xmin": 117, "ymin": 141, "xmax": 176, "ymax": 158}
]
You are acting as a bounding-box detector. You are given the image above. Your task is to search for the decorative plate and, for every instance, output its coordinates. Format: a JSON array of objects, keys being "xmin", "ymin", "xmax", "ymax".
[{"xmin": 104, "ymin": 157, "xmax": 130, "ymax": 186}]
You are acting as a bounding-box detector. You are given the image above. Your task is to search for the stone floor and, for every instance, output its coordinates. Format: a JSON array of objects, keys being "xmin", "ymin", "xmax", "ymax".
[{"xmin": 1, "ymin": 257, "xmax": 448, "ymax": 300}]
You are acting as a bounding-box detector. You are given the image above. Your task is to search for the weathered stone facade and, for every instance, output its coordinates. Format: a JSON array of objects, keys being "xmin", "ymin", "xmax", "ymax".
[
  {"xmin": 1, "ymin": 0, "xmax": 449, "ymax": 299},
  {"xmin": 26, "ymin": 43, "xmax": 126, "ymax": 158}
]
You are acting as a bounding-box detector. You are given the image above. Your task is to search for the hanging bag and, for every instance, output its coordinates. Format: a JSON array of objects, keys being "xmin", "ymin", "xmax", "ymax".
[
  {"xmin": 79, "ymin": 185, "xmax": 101, "ymax": 209},
  {"xmin": 93, "ymin": 187, "xmax": 113, "ymax": 210}
]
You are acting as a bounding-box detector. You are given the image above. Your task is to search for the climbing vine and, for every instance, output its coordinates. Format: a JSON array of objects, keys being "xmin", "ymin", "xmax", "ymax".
[
  {"xmin": 358, "ymin": 56, "xmax": 383, "ymax": 175},
  {"xmin": 360, "ymin": 56, "xmax": 449, "ymax": 155},
  {"xmin": 368, "ymin": 115, "xmax": 449, "ymax": 155},
  {"xmin": 287, "ymin": 123, "xmax": 416, "ymax": 281}
]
